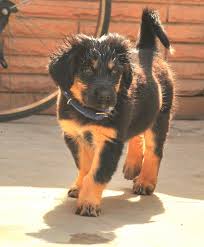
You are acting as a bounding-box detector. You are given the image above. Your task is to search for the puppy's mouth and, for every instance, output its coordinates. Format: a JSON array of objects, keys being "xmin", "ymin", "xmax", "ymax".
[
  {"xmin": 84, "ymin": 94, "xmax": 116, "ymax": 114},
  {"xmin": 87, "ymin": 104, "xmax": 115, "ymax": 114},
  {"xmin": 97, "ymin": 106, "xmax": 114, "ymax": 113}
]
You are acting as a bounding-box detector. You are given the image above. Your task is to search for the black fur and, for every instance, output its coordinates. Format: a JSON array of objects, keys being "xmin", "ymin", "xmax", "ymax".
[
  {"xmin": 50, "ymin": 33, "xmax": 131, "ymax": 111},
  {"xmin": 49, "ymin": 37, "xmax": 78, "ymax": 91},
  {"xmin": 64, "ymin": 134, "xmax": 79, "ymax": 168},
  {"xmin": 49, "ymin": 8, "xmax": 174, "ymax": 205},
  {"xmin": 83, "ymin": 131, "xmax": 93, "ymax": 145},
  {"xmin": 94, "ymin": 140, "xmax": 124, "ymax": 183},
  {"xmin": 152, "ymin": 112, "xmax": 171, "ymax": 158},
  {"xmin": 136, "ymin": 8, "xmax": 170, "ymax": 50}
]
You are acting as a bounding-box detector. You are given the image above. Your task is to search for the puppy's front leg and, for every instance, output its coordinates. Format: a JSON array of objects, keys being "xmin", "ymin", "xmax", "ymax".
[{"xmin": 76, "ymin": 140, "xmax": 124, "ymax": 217}]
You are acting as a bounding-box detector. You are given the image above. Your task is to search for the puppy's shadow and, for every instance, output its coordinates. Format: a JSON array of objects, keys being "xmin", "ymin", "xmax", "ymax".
[{"xmin": 27, "ymin": 189, "xmax": 164, "ymax": 245}]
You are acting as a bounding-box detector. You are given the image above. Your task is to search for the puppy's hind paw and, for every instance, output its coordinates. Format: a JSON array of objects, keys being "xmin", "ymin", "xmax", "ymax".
[{"xmin": 133, "ymin": 176, "xmax": 155, "ymax": 195}]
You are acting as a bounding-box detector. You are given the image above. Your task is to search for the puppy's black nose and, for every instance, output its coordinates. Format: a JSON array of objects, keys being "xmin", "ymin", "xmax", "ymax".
[{"xmin": 95, "ymin": 87, "xmax": 112, "ymax": 103}]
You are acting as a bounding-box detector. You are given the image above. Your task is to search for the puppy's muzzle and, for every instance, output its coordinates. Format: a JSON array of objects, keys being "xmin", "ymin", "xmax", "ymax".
[
  {"xmin": 95, "ymin": 87, "xmax": 112, "ymax": 103},
  {"xmin": 94, "ymin": 86, "xmax": 116, "ymax": 110}
]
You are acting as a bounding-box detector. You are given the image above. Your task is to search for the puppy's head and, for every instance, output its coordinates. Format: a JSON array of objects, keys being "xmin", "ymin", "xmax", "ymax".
[{"xmin": 49, "ymin": 33, "xmax": 132, "ymax": 112}]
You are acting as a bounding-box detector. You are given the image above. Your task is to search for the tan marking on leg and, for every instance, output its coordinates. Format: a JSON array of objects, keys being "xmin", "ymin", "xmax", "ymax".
[
  {"xmin": 70, "ymin": 78, "xmax": 87, "ymax": 104},
  {"xmin": 133, "ymin": 129, "xmax": 160, "ymax": 195},
  {"xmin": 76, "ymin": 138, "xmax": 111, "ymax": 216},
  {"xmin": 76, "ymin": 174, "xmax": 105, "ymax": 216},
  {"xmin": 76, "ymin": 128, "xmax": 115, "ymax": 209},
  {"xmin": 68, "ymin": 136, "xmax": 94, "ymax": 198},
  {"xmin": 76, "ymin": 145, "xmax": 106, "ymax": 216},
  {"xmin": 126, "ymin": 134, "xmax": 144, "ymax": 167},
  {"xmin": 123, "ymin": 134, "xmax": 144, "ymax": 180},
  {"xmin": 59, "ymin": 119, "xmax": 116, "ymax": 211},
  {"xmin": 72, "ymin": 143, "xmax": 94, "ymax": 188},
  {"xmin": 78, "ymin": 174, "xmax": 105, "ymax": 206}
]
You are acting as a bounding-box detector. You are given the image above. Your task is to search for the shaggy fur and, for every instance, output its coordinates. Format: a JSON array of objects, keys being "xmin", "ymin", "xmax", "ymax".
[{"xmin": 49, "ymin": 8, "xmax": 174, "ymax": 217}]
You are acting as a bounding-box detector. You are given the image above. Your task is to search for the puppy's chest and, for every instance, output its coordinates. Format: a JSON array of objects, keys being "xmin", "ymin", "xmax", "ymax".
[{"xmin": 59, "ymin": 119, "xmax": 117, "ymax": 145}]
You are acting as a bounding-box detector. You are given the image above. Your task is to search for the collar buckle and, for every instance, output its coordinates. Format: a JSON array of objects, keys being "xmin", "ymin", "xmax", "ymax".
[{"xmin": 67, "ymin": 98, "xmax": 72, "ymax": 105}]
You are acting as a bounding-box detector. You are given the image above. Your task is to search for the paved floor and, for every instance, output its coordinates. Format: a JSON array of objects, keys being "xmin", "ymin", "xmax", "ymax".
[{"xmin": 0, "ymin": 116, "xmax": 204, "ymax": 246}]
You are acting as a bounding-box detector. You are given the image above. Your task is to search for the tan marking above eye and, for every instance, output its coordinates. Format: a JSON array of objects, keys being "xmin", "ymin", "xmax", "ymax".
[
  {"xmin": 108, "ymin": 59, "xmax": 115, "ymax": 70},
  {"xmin": 70, "ymin": 78, "xmax": 87, "ymax": 104},
  {"xmin": 92, "ymin": 59, "xmax": 98, "ymax": 69}
]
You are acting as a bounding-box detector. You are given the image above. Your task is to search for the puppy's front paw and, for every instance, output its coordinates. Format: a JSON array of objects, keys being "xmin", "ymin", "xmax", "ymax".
[
  {"xmin": 75, "ymin": 202, "xmax": 101, "ymax": 217},
  {"xmin": 133, "ymin": 176, "xmax": 156, "ymax": 195},
  {"xmin": 68, "ymin": 187, "xmax": 79, "ymax": 198}
]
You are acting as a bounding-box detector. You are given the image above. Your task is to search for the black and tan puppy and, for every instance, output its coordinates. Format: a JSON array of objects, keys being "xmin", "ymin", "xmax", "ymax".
[{"xmin": 49, "ymin": 8, "xmax": 174, "ymax": 217}]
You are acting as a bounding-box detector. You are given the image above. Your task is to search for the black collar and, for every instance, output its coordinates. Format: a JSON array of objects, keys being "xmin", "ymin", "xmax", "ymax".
[{"xmin": 63, "ymin": 91, "xmax": 110, "ymax": 121}]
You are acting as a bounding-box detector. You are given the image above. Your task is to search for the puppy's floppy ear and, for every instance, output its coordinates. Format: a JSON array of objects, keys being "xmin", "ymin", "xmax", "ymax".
[
  {"xmin": 49, "ymin": 49, "xmax": 76, "ymax": 91},
  {"xmin": 104, "ymin": 33, "xmax": 132, "ymax": 89},
  {"xmin": 49, "ymin": 34, "xmax": 88, "ymax": 91}
]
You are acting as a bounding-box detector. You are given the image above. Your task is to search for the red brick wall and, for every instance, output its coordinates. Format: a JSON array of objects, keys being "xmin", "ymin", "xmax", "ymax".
[{"xmin": 1, "ymin": 0, "xmax": 204, "ymax": 119}]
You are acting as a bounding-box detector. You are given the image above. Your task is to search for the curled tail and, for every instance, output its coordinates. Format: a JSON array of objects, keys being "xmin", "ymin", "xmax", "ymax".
[{"xmin": 136, "ymin": 8, "xmax": 172, "ymax": 52}]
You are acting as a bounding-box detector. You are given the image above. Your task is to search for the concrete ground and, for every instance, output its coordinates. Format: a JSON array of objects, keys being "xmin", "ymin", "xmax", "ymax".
[{"xmin": 0, "ymin": 116, "xmax": 204, "ymax": 247}]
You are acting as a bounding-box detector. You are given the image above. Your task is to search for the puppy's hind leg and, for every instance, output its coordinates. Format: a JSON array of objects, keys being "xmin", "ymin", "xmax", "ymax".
[
  {"xmin": 133, "ymin": 112, "xmax": 171, "ymax": 195},
  {"xmin": 123, "ymin": 134, "xmax": 144, "ymax": 180}
]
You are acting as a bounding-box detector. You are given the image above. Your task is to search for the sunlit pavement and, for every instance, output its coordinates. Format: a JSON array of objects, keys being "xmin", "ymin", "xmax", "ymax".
[{"xmin": 1, "ymin": 116, "xmax": 204, "ymax": 247}]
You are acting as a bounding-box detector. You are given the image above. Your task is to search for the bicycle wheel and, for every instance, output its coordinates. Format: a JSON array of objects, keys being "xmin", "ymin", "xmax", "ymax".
[{"xmin": 0, "ymin": 0, "xmax": 112, "ymax": 122}]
